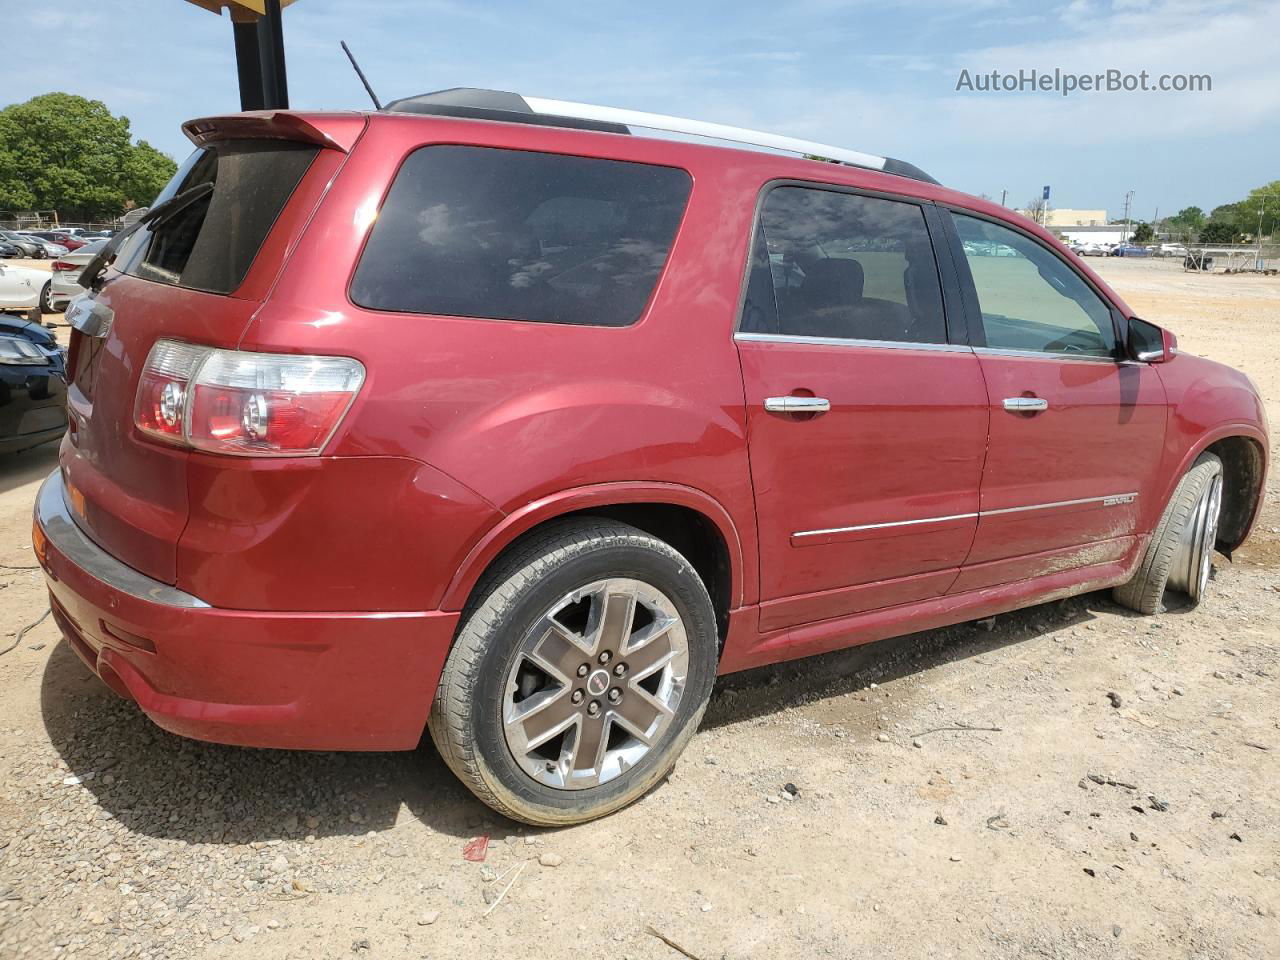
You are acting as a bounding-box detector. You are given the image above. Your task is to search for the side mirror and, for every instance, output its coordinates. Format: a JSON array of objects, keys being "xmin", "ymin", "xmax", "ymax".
[{"xmin": 1127, "ymin": 316, "xmax": 1177, "ymax": 363}]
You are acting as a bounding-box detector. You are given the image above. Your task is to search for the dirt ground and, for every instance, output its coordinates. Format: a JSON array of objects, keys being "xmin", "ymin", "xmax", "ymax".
[{"xmin": 0, "ymin": 257, "xmax": 1277, "ymax": 960}]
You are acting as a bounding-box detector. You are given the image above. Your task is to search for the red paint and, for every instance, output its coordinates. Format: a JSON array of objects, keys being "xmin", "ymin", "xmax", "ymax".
[{"xmin": 37, "ymin": 108, "xmax": 1268, "ymax": 752}]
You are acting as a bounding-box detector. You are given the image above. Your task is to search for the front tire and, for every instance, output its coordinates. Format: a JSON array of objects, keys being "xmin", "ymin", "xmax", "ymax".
[
  {"xmin": 1113, "ymin": 453, "xmax": 1223, "ymax": 614},
  {"xmin": 428, "ymin": 519, "xmax": 718, "ymax": 826}
]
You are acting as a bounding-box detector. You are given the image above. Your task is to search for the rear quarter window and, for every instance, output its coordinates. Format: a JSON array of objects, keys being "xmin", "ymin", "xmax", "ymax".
[
  {"xmin": 350, "ymin": 145, "xmax": 692, "ymax": 327},
  {"xmin": 118, "ymin": 140, "xmax": 318, "ymax": 295}
]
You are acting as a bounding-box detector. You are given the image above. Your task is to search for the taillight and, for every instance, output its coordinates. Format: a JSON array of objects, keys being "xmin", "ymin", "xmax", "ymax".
[
  {"xmin": 134, "ymin": 339, "xmax": 365, "ymax": 457},
  {"xmin": 51, "ymin": 260, "xmax": 76, "ymax": 271}
]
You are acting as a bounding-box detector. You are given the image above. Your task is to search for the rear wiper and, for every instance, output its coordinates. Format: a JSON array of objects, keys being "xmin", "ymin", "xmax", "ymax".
[{"xmin": 78, "ymin": 182, "xmax": 215, "ymax": 292}]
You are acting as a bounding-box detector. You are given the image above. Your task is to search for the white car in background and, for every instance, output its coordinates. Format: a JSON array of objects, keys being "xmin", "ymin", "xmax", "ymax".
[
  {"xmin": 0, "ymin": 259, "xmax": 59, "ymax": 315},
  {"xmin": 48, "ymin": 239, "xmax": 106, "ymax": 311}
]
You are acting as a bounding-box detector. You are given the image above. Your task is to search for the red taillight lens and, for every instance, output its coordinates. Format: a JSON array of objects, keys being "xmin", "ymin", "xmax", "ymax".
[
  {"xmin": 134, "ymin": 340, "xmax": 365, "ymax": 457},
  {"xmin": 51, "ymin": 260, "xmax": 76, "ymax": 271},
  {"xmin": 134, "ymin": 341, "xmax": 206, "ymax": 444}
]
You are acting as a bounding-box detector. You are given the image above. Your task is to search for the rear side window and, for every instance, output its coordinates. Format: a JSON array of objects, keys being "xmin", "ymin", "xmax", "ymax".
[
  {"xmin": 350, "ymin": 146, "xmax": 692, "ymax": 326},
  {"xmin": 118, "ymin": 140, "xmax": 317, "ymax": 294},
  {"xmin": 740, "ymin": 186, "xmax": 946, "ymax": 344}
]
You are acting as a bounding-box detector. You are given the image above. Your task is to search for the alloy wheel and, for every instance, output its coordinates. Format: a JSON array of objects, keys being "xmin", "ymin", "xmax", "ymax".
[{"xmin": 501, "ymin": 577, "xmax": 689, "ymax": 790}]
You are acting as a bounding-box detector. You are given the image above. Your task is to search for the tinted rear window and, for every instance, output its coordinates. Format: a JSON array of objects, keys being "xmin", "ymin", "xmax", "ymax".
[
  {"xmin": 350, "ymin": 146, "xmax": 692, "ymax": 326},
  {"xmin": 119, "ymin": 140, "xmax": 317, "ymax": 294}
]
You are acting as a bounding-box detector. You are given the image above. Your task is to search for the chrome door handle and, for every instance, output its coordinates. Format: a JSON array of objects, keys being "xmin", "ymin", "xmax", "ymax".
[
  {"xmin": 1003, "ymin": 397, "xmax": 1048, "ymax": 412},
  {"xmin": 764, "ymin": 396, "xmax": 830, "ymax": 414}
]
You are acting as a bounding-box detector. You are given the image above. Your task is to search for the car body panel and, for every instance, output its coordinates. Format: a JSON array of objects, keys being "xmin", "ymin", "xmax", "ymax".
[{"xmin": 31, "ymin": 107, "xmax": 1268, "ymax": 752}]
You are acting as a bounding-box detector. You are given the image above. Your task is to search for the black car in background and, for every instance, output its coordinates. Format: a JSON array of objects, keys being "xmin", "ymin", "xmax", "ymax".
[
  {"xmin": 0, "ymin": 315, "xmax": 66, "ymax": 453},
  {"xmin": 0, "ymin": 240, "xmax": 22, "ymax": 260},
  {"xmin": 0, "ymin": 232, "xmax": 44, "ymax": 258}
]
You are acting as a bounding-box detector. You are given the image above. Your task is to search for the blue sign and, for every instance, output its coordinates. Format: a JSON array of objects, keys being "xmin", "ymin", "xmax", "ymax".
[{"xmin": 1042, "ymin": 185, "xmax": 1051, "ymax": 200}]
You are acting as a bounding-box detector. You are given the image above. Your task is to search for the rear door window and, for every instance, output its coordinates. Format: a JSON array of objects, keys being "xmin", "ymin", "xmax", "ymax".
[
  {"xmin": 117, "ymin": 140, "xmax": 317, "ymax": 294},
  {"xmin": 740, "ymin": 185, "xmax": 947, "ymax": 344},
  {"xmin": 350, "ymin": 145, "xmax": 692, "ymax": 326}
]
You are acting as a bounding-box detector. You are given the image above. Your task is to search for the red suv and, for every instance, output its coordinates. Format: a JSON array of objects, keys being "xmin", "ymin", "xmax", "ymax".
[{"xmin": 35, "ymin": 90, "xmax": 1268, "ymax": 825}]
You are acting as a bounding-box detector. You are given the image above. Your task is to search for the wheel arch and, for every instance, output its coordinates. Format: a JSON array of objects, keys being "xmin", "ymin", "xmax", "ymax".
[
  {"xmin": 440, "ymin": 483, "xmax": 750, "ymax": 642},
  {"xmin": 1158, "ymin": 425, "xmax": 1267, "ymax": 557}
]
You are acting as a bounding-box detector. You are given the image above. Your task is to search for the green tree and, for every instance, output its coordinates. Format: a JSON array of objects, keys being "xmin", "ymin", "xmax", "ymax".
[
  {"xmin": 1239, "ymin": 181, "xmax": 1280, "ymax": 239},
  {"xmin": 1164, "ymin": 206, "xmax": 1205, "ymax": 241},
  {"xmin": 1130, "ymin": 221, "xmax": 1154, "ymax": 244},
  {"xmin": 0, "ymin": 93, "xmax": 176, "ymax": 222},
  {"xmin": 1199, "ymin": 220, "xmax": 1239, "ymax": 244}
]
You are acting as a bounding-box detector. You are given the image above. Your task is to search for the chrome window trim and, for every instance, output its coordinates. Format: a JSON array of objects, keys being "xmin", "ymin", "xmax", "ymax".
[
  {"xmin": 971, "ymin": 345, "xmax": 1128, "ymax": 365},
  {"xmin": 735, "ymin": 331, "xmax": 972, "ymax": 354},
  {"xmin": 36, "ymin": 470, "xmax": 211, "ymax": 609},
  {"xmin": 792, "ymin": 492, "xmax": 1138, "ymax": 539}
]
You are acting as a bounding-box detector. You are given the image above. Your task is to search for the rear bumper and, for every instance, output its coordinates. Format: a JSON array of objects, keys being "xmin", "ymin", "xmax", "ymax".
[{"xmin": 34, "ymin": 470, "xmax": 459, "ymax": 750}]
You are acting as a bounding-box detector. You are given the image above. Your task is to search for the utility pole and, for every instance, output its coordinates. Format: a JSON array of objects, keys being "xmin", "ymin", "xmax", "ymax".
[
  {"xmin": 1122, "ymin": 190, "xmax": 1134, "ymax": 245},
  {"xmin": 1000, "ymin": 189, "xmax": 1007, "ymax": 207}
]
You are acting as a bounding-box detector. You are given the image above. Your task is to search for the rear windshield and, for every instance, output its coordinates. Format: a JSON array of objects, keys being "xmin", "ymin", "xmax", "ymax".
[
  {"xmin": 117, "ymin": 140, "xmax": 317, "ymax": 294},
  {"xmin": 350, "ymin": 146, "xmax": 692, "ymax": 327}
]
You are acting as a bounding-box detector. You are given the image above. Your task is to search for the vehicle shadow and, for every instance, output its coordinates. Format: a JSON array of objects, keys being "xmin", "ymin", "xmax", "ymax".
[
  {"xmin": 40, "ymin": 589, "xmax": 1133, "ymax": 844},
  {"xmin": 703, "ymin": 590, "xmax": 1133, "ymax": 730},
  {"xmin": 39, "ymin": 640, "xmax": 487, "ymax": 845},
  {"xmin": 0, "ymin": 440, "xmax": 58, "ymax": 498}
]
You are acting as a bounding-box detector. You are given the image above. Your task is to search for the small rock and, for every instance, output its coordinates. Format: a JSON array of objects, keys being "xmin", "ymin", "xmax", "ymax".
[
  {"xmin": 1229, "ymin": 832, "xmax": 1243, "ymax": 842},
  {"xmin": 783, "ymin": 782, "xmax": 799, "ymax": 797},
  {"xmin": 700, "ymin": 902, "xmax": 713, "ymax": 912},
  {"xmin": 766, "ymin": 796, "xmax": 780, "ymax": 804},
  {"xmin": 417, "ymin": 911, "xmax": 440, "ymax": 926},
  {"xmin": 1112, "ymin": 924, "xmax": 1122, "ymax": 938},
  {"xmin": 1210, "ymin": 811, "xmax": 1225, "ymax": 820},
  {"xmin": 948, "ymin": 855, "xmax": 961, "ymax": 862},
  {"xmin": 1106, "ymin": 692, "xmax": 1123, "ymax": 709},
  {"xmin": 269, "ymin": 854, "xmax": 289, "ymax": 874},
  {"xmin": 1172, "ymin": 686, "xmax": 1185, "ymax": 696},
  {"xmin": 1213, "ymin": 670, "xmax": 1228, "ymax": 680},
  {"xmin": 1083, "ymin": 868, "xmax": 1096, "ymax": 877},
  {"xmin": 912, "ymin": 739, "xmax": 923, "ymax": 749},
  {"xmin": 210, "ymin": 927, "xmax": 231, "ymax": 942},
  {"xmin": 481, "ymin": 885, "xmax": 500, "ymax": 905},
  {"xmin": 779, "ymin": 791, "xmax": 794, "ymax": 802},
  {"xmin": 538, "ymin": 853, "xmax": 564, "ymax": 868},
  {"xmin": 876, "ymin": 733, "xmax": 890, "ymax": 743},
  {"xmin": 1147, "ymin": 796, "xmax": 1169, "ymax": 812},
  {"xmin": 934, "ymin": 815, "xmax": 948, "ymax": 826},
  {"xmin": 352, "ymin": 938, "xmax": 371, "ymax": 952},
  {"xmin": 479, "ymin": 865, "xmax": 498, "ymax": 883}
]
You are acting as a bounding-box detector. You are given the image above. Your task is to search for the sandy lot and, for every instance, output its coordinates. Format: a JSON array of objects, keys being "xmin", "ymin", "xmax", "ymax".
[{"xmin": 0, "ymin": 257, "xmax": 1277, "ymax": 960}]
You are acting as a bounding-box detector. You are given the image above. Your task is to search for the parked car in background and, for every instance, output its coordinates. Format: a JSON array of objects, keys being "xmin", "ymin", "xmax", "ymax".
[
  {"xmin": 0, "ymin": 232, "xmax": 46, "ymax": 258},
  {"xmin": 27, "ymin": 230, "xmax": 87, "ymax": 251},
  {"xmin": 21, "ymin": 235, "xmax": 70, "ymax": 258},
  {"xmin": 33, "ymin": 92, "xmax": 1268, "ymax": 826},
  {"xmin": 0, "ymin": 240, "xmax": 22, "ymax": 260},
  {"xmin": 48, "ymin": 239, "xmax": 105, "ymax": 310},
  {"xmin": 0, "ymin": 314, "xmax": 66, "ymax": 452},
  {"xmin": 1110, "ymin": 243, "xmax": 1152, "ymax": 257},
  {"xmin": 0, "ymin": 257, "xmax": 59, "ymax": 316},
  {"xmin": 1158, "ymin": 243, "xmax": 1188, "ymax": 257}
]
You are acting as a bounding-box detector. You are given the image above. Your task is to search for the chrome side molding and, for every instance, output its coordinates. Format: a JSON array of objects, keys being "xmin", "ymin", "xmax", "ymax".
[{"xmin": 794, "ymin": 492, "xmax": 1140, "ymax": 539}]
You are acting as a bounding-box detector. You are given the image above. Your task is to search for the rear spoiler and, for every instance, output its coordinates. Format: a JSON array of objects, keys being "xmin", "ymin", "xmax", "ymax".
[{"xmin": 182, "ymin": 112, "xmax": 367, "ymax": 153}]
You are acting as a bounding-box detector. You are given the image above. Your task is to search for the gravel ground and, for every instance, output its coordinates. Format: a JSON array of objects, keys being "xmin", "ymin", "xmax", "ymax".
[{"xmin": 0, "ymin": 257, "xmax": 1277, "ymax": 960}]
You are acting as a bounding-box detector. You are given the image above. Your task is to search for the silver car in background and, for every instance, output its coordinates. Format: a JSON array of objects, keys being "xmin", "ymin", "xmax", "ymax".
[{"xmin": 48, "ymin": 239, "xmax": 106, "ymax": 311}]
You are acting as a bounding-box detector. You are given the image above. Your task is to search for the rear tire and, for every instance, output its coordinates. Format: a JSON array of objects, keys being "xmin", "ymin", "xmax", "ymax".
[
  {"xmin": 1113, "ymin": 453, "xmax": 1223, "ymax": 614},
  {"xmin": 428, "ymin": 518, "xmax": 718, "ymax": 826},
  {"xmin": 38, "ymin": 282, "xmax": 54, "ymax": 316}
]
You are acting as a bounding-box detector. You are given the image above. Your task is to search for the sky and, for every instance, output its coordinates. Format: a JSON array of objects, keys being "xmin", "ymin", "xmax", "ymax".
[{"xmin": 12, "ymin": 0, "xmax": 1276, "ymax": 220}]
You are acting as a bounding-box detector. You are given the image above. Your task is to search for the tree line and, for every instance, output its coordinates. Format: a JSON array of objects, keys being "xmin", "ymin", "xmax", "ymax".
[
  {"xmin": 0, "ymin": 93, "xmax": 177, "ymax": 224},
  {"xmin": 1159, "ymin": 181, "xmax": 1280, "ymax": 245}
]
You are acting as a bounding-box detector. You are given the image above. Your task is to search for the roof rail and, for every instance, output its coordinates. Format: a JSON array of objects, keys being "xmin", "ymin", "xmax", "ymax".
[{"xmin": 381, "ymin": 88, "xmax": 938, "ymax": 185}]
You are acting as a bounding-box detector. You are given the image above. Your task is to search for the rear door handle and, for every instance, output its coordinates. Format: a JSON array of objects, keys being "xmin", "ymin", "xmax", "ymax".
[
  {"xmin": 764, "ymin": 396, "xmax": 830, "ymax": 414},
  {"xmin": 1003, "ymin": 397, "xmax": 1049, "ymax": 413}
]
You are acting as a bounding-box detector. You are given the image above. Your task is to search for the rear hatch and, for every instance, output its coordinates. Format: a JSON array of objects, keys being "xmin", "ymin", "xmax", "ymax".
[{"xmin": 61, "ymin": 113, "xmax": 363, "ymax": 584}]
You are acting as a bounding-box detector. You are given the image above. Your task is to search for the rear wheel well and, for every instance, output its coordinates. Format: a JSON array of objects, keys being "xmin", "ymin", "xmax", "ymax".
[
  {"xmin": 471, "ymin": 504, "xmax": 733, "ymax": 648},
  {"xmin": 1204, "ymin": 435, "xmax": 1264, "ymax": 555}
]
